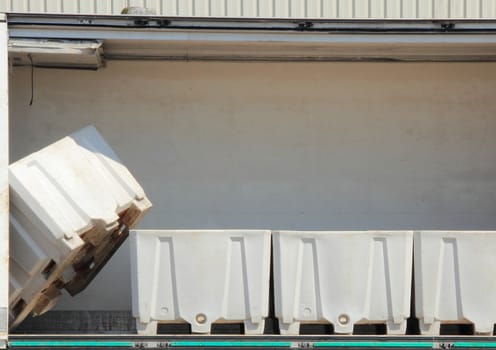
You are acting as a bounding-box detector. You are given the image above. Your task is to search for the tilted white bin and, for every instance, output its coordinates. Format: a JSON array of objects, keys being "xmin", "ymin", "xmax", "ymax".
[
  {"xmin": 9, "ymin": 126, "xmax": 152, "ymax": 329},
  {"xmin": 273, "ymin": 231, "xmax": 413, "ymax": 335},
  {"xmin": 131, "ymin": 230, "xmax": 271, "ymax": 335},
  {"xmin": 415, "ymin": 231, "xmax": 496, "ymax": 335}
]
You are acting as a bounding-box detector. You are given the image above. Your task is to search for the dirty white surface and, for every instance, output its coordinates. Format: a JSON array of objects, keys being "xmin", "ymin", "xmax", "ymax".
[
  {"xmin": 9, "ymin": 125, "xmax": 151, "ymax": 327},
  {"xmin": 415, "ymin": 231, "xmax": 496, "ymax": 335},
  {"xmin": 131, "ymin": 230, "xmax": 271, "ymax": 334},
  {"xmin": 273, "ymin": 230, "xmax": 413, "ymax": 334},
  {"xmin": 8, "ymin": 61, "xmax": 496, "ymax": 311}
]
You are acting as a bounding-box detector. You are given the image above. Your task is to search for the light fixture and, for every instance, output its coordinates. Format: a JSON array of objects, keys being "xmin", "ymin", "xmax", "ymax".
[{"xmin": 9, "ymin": 39, "xmax": 104, "ymax": 70}]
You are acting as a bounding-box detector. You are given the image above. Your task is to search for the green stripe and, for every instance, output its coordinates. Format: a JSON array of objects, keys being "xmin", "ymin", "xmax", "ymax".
[
  {"xmin": 453, "ymin": 342, "xmax": 496, "ymax": 348},
  {"xmin": 9, "ymin": 340, "xmax": 134, "ymax": 347},
  {"xmin": 10, "ymin": 340, "xmax": 496, "ymax": 349},
  {"xmin": 170, "ymin": 341, "xmax": 292, "ymax": 347},
  {"xmin": 314, "ymin": 341, "xmax": 433, "ymax": 348}
]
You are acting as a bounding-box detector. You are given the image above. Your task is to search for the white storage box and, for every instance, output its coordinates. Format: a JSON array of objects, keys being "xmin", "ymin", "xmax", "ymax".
[
  {"xmin": 130, "ymin": 230, "xmax": 271, "ymax": 335},
  {"xmin": 415, "ymin": 231, "xmax": 496, "ymax": 335},
  {"xmin": 273, "ymin": 231, "xmax": 413, "ymax": 335},
  {"xmin": 9, "ymin": 126, "xmax": 152, "ymax": 329}
]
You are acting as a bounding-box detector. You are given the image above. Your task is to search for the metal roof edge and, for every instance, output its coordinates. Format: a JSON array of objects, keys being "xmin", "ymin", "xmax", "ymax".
[
  {"xmin": 6, "ymin": 13, "xmax": 496, "ymax": 33},
  {"xmin": 8, "ymin": 13, "xmax": 496, "ymax": 63}
]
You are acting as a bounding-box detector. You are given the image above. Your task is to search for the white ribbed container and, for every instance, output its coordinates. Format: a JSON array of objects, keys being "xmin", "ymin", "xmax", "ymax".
[
  {"xmin": 9, "ymin": 125, "xmax": 152, "ymax": 329},
  {"xmin": 415, "ymin": 231, "xmax": 496, "ymax": 335},
  {"xmin": 130, "ymin": 230, "xmax": 271, "ymax": 335},
  {"xmin": 273, "ymin": 231, "xmax": 413, "ymax": 335}
]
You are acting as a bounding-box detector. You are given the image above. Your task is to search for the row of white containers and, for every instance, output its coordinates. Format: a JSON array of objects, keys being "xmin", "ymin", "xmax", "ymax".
[
  {"xmin": 9, "ymin": 126, "xmax": 152, "ymax": 329},
  {"xmin": 131, "ymin": 230, "xmax": 496, "ymax": 336}
]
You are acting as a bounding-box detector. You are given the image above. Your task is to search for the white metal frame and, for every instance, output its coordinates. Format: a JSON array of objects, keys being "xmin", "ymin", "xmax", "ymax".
[
  {"xmin": 2, "ymin": 13, "xmax": 496, "ymax": 344},
  {"xmin": 0, "ymin": 12, "xmax": 9, "ymax": 350}
]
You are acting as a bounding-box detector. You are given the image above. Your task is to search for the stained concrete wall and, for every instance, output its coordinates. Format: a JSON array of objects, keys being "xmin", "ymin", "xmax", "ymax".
[{"xmin": 8, "ymin": 61, "xmax": 496, "ymax": 311}]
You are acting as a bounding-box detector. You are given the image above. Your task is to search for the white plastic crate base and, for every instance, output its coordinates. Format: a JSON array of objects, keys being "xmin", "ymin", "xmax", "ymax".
[
  {"xmin": 131, "ymin": 230, "xmax": 271, "ymax": 335},
  {"xmin": 273, "ymin": 231, "xmax": 413, "ymax": 335},
  {"xmin": 415, "ymin": 231, "xmax": 496, "ymax": 336},
  {"xmin": 9, "ymin": 125, "xmax": 152, "ymax": 329}
]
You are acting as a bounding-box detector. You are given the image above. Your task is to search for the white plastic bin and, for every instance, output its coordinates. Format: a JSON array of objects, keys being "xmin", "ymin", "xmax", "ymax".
[
  {"xmin": 9, "ymin": 126, "xmax": 152, "ymax": 329},
  {"xmin": 415, "ymin": 231, "xmax": 496, "ymax": 335},
  {"xmin": 130, "ymin": 230, "xmax": 271, "ymax": 335},
  {"xmin": 273, "ymin": 231, "xmax": 413, "ymax": 335}
]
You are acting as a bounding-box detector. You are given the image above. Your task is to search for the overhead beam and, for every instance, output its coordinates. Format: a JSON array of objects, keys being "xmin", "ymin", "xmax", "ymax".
[{"xmin": 7, "ymin": 14, "xmax": 496, "ymax": 62}]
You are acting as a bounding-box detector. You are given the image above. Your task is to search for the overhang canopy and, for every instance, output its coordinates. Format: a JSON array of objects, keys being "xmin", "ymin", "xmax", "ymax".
[{"xmin": 7, "ymin": 14, "xmax": 496, "ymax": 68}]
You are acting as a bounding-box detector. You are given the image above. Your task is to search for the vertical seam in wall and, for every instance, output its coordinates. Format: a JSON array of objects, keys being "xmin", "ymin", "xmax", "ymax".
[
  {"xmin": 352, "ymin": 0, "xmax": 355, "ymax": 18},
  {"xmin": 384, "ymin": 0, "xmax": 387, "ymax": 19},
  {"xmin": 368, "ymin": 0, "xmax": 372, "ymax": 19},
  {"xmin": 480, "ymin": 0, "xmax": 483, "ymax": 18},
  {"xmin": 320, "ymin": 0, "xmax": 323, "ymax": 18},
  {"xmin": 224, "ymin": 0, "xmax": 227, "ymax": 17},
  {"xmin": 336, "ymin": 0, "xmax": 339, "ymax": 18}
]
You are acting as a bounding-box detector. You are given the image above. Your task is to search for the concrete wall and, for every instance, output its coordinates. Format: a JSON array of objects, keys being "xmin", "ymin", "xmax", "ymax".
[{"xmin": 9, "ymin": 61, "xmax": 496, "ymax": 311}]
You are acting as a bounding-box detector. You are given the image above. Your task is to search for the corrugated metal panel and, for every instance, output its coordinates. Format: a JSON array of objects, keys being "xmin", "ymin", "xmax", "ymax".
[{"xmin": 1, "ymin": 0, "xmax": 496, "ymax": 18}]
